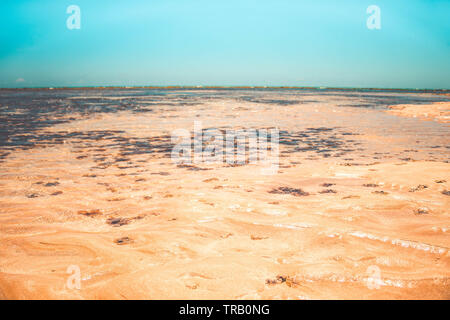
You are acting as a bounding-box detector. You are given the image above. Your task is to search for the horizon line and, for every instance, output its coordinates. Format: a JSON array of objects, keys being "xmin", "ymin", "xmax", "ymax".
[{"xmin": 1, "ymin": 85, "xmax": 449, "ymax": 93}]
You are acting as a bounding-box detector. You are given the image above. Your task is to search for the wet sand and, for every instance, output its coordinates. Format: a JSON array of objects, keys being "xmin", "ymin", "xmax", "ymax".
[{"xmin": 0, "ymin": 88, "xmax": 449, "ymax": 299}]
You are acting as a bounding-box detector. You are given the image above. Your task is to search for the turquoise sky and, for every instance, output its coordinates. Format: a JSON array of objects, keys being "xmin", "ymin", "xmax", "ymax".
[{"xmin": 1, "ymin": 0, "xmax": 449, "ymax": 89}]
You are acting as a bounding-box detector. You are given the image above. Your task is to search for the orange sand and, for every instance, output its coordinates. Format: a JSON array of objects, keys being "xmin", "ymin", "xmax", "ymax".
[{"xmin": 0, "ymin": 94, "xmax": 449, "ymax": 300}]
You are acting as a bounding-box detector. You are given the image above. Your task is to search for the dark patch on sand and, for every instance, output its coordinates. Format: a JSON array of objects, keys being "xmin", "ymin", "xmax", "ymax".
[
  {"xmin": 269, "ymin": 187, "xmax": 309, "ymax": 196},
  {"xmin": 115, "ymin": 237, "xmax": 133, "ymax": 245},
  {"xmin": 78, "ymin": 209, "xmax": 102, "ymax": 217}
]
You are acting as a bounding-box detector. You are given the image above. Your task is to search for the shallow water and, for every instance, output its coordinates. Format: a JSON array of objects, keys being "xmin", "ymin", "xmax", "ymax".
[{"xmin": 0, "ymin": 88, "xmax": 449, "ymax": 160}]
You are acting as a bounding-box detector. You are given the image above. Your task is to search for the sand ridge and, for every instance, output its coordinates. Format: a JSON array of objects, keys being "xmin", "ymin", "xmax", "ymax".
[{"xmin": 386, "ymin": 101, "xmax": 450, "ymax": 123}]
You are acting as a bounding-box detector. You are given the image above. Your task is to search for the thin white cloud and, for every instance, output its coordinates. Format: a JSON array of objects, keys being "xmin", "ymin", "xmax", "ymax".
[{"xmin": 16, "ymin": 78, "xmax": 25, "ymax": 83}]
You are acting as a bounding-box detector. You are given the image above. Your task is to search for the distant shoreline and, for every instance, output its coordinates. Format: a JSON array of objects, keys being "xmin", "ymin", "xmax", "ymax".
[{"xmin": 1, "ymin": 86, "xmax": 449, "ymax": 94}]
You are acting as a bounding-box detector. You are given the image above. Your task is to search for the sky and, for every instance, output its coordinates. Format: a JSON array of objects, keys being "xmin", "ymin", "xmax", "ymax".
[{"xmin": 0, "ymin": 0, "xmax": 449, "ymax": 89}]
